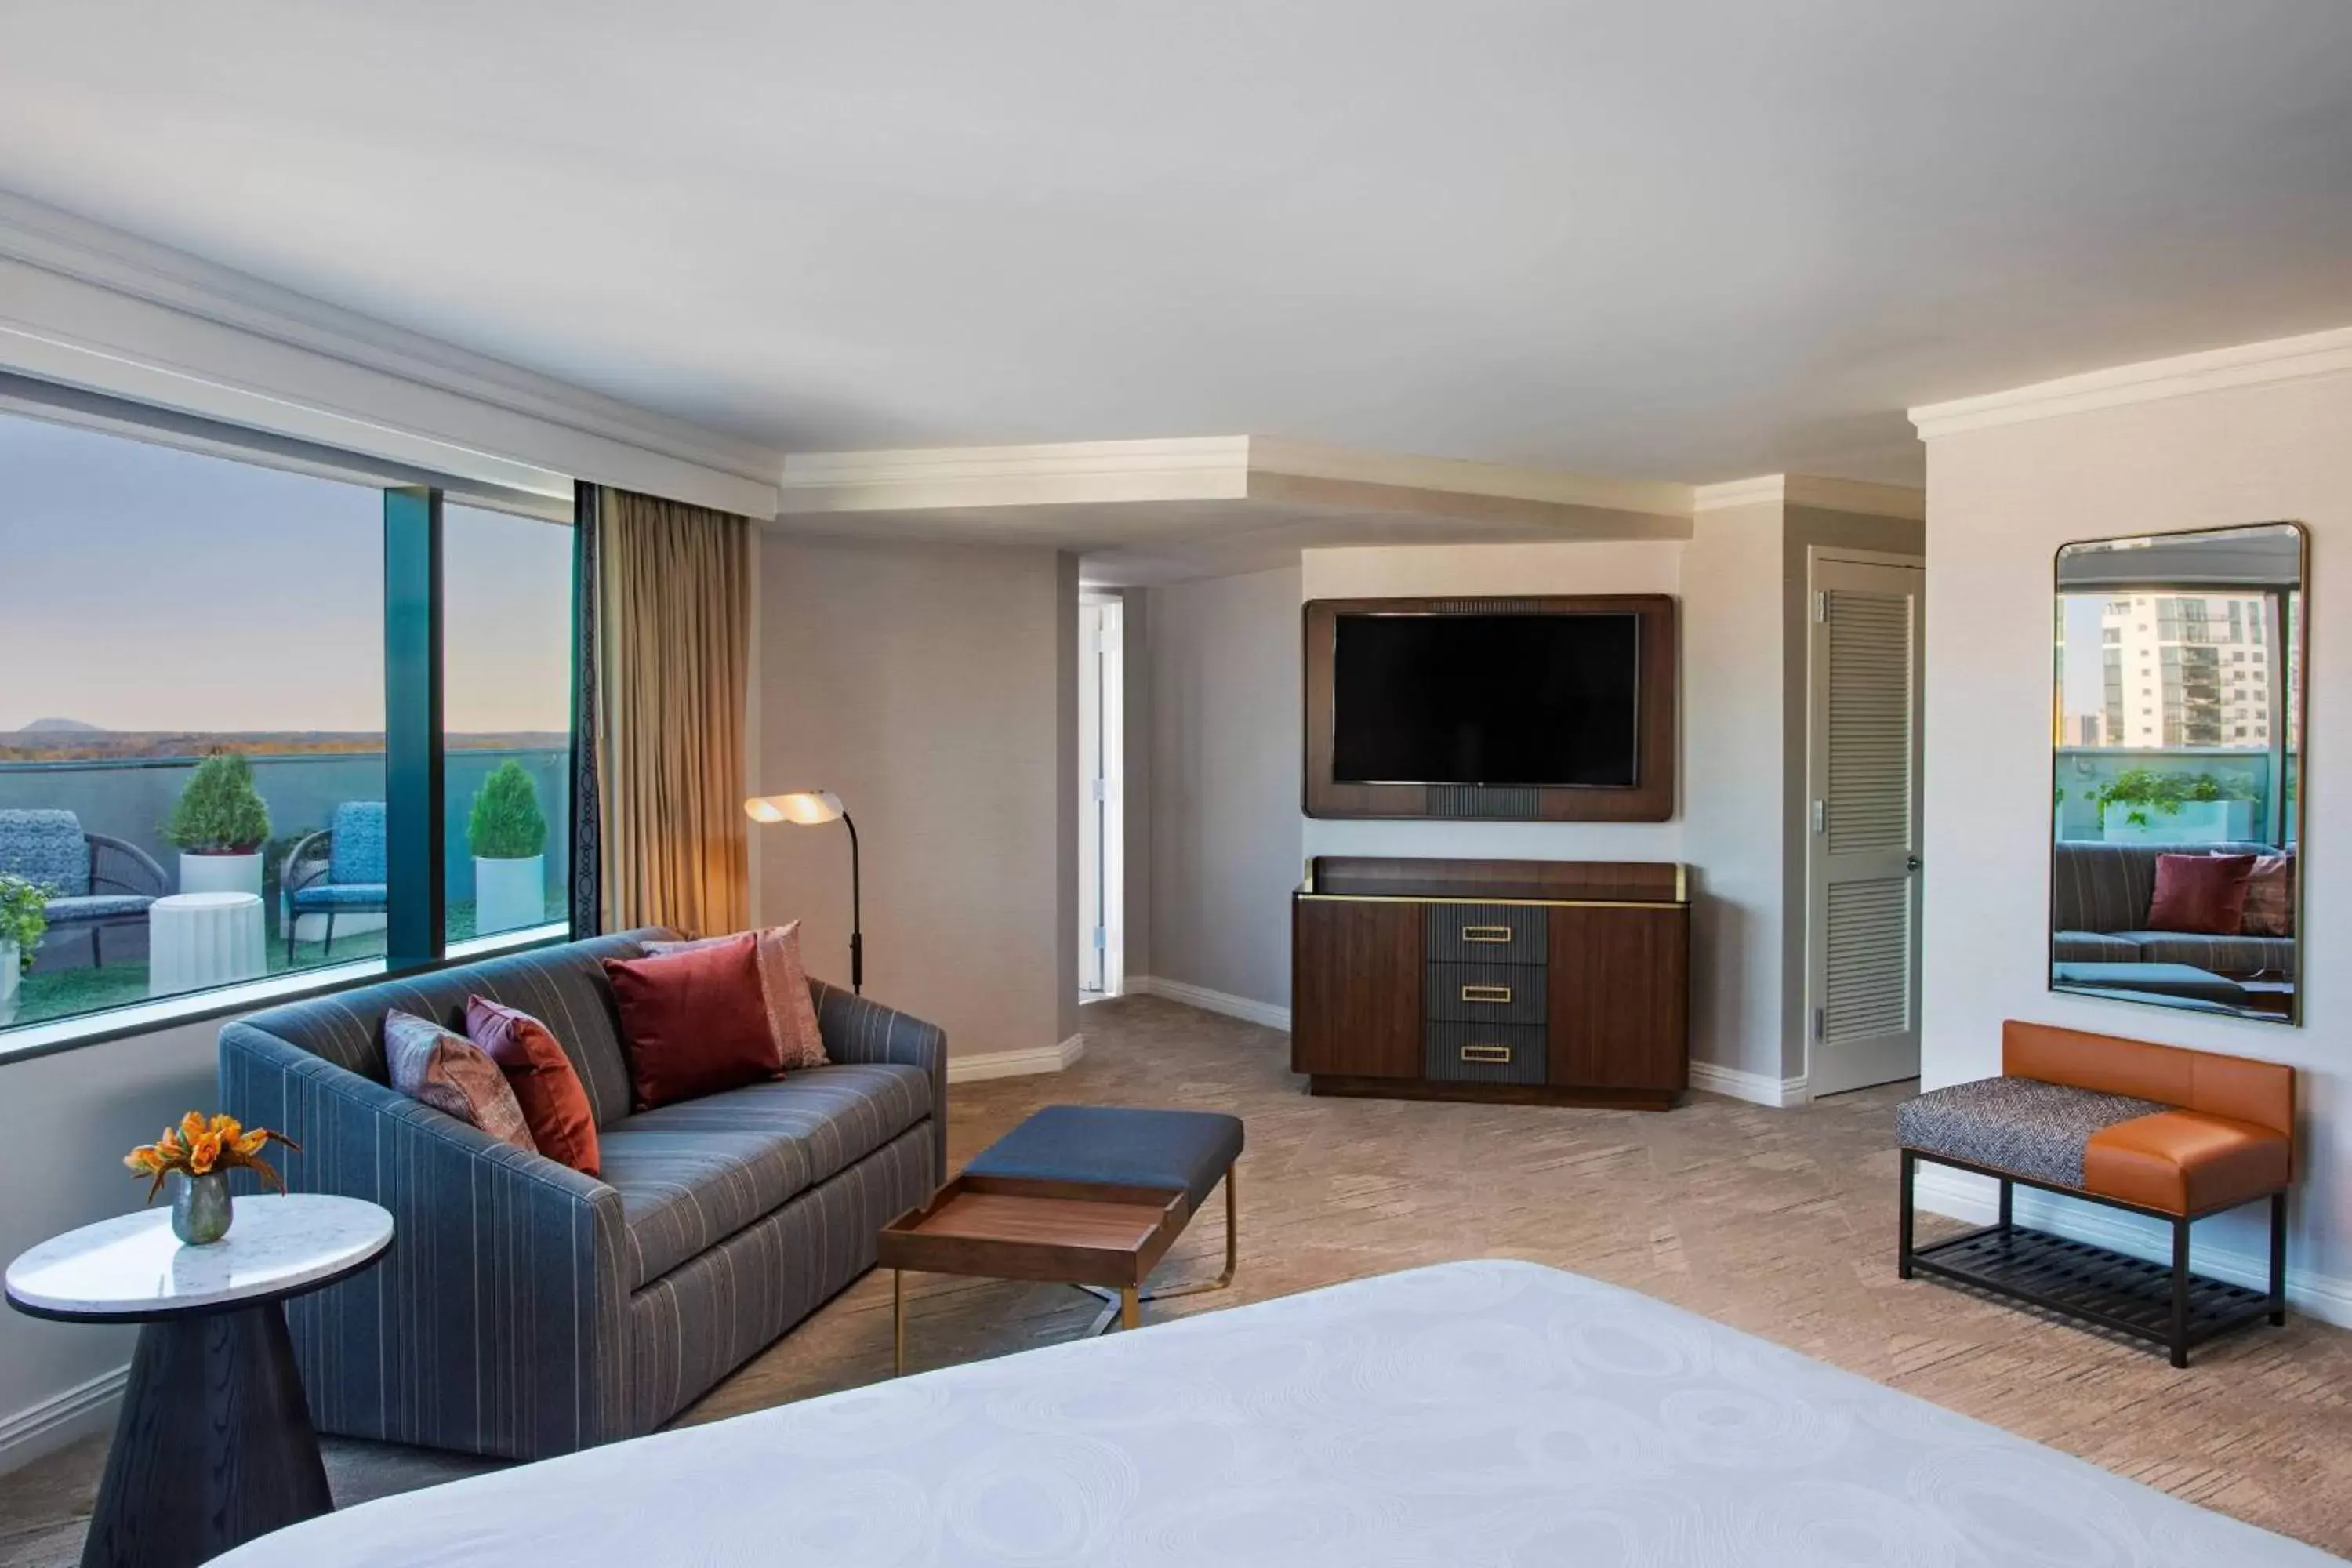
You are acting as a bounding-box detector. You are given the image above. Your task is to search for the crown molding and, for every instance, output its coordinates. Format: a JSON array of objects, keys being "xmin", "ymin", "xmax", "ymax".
[
  {"xmin": 779, "ymin": 434, "xmax": 1693, "ymax": 522},
  {"xmin": 1909, "ymin": 324, "xmax": 2352, "ymax": 440},
  {"xmin": 1692, "ymin": 474, "xmax": 1925, "ymax": 520},
  {"xmin": 0, "ymin": 189, "xmax": 783, "ymax": 515}
]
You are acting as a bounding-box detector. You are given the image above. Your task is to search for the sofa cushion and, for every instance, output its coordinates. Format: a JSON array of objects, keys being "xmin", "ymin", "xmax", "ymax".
[
  {"xmin": 2147, "ymin": 852, "xmax": 2255, "ymax": 935},
  {"xmin": 468, "ymin": 996, "xmax": 602, "ymax": 1177},
  {"xmin": 289, "ymin": 883, "xmax": 388, "ymax": 909},
  {"xmin": 1896, "ymin": 1076, "xmax": 2171, "ymax": 1191},
  {"xmin": 2239, "ymin": 851, "xmax": 2296, "ymax": 938},
  {"xmin": 383, "ymin": 1009, "xmax": 537, "ymax": 1153},
  {"xmin": 2111, "ymin": 932, "xmax": 2294, "ymax": 976},
  {"xmin": 240, "ymin": 931, "xmax": 663, "ymax": 1127},
  {"xmin": 643, "ymin": 922, "xmax": 829, "ymax": 1071},
  {"xmin": 599, "ymin": 1062, "xmax": 933, "ymax": 1290},
  {"xmin": 604, "ymin": 935, "xmax": 780, "ymax": 1111},
  {"xmin": 2049, "ymin": 839, "xmax": 2277, "ymax": 935},
  {"xmin": 2052, "ymin": 930, "xmax": 2146, "ymax": 964},
  {"xmin": 41, "ymin": 893, "xmax": 154, "ymax": 922}
]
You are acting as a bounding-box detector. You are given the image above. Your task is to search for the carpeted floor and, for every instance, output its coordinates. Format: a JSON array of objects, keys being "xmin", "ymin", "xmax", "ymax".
[{"xmin": 5, "ymin": 993, "xmax": 2350, "ymax": 1561}]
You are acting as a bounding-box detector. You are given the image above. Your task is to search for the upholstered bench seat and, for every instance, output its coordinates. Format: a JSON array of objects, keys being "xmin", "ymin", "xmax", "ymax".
[
  {"xmin": 1896, "ymin": 1020, "xmax": 2296, "ymax": 1367},
  {"xmin": 964, "ymin": 1104, "xmax": 1243, "ymax": 1212}
]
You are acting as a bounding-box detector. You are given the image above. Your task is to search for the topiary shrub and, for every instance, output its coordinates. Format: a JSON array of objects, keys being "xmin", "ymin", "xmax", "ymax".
[
  {"xmin": 467, "ymin": 761, "xmax": 547, "ymax": 860},
  {"xmin": 167, "ymin": 753, "xmax": 272, "ymax": 854}
]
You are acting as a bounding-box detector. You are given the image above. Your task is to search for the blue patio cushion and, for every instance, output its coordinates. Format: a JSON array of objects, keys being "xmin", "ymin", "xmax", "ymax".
[
  {"xmin": 42, "ymin": 894, "xmax": 154, "ymax": 923},
  {"xmin": 965, "ymin": 1104, "xmax": 1243, "ymax": 1212},
  {"xmin": 0, "ymin": 809, "xmax": 88, "ymax": 898},
  {"xmin": 328, "ymin": 801, "xmax": 388, "ymax": 886},
  {"xmin": 597, "ymin": 1063, "xmax": 933, "ymax": 1289},
  {"xmin": 289, "ymin": 883, "xmax": 389, "ymax": 909}
]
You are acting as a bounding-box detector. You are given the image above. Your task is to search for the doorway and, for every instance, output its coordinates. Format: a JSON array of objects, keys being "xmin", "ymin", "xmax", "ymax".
[
  {"xmin": 1077, "ymin": 597, "xmax": 1124, "ymax": 1000},
  {"xmin": 1805, "ymin": 549, "xmax": 1926, "ymax": 1097}
]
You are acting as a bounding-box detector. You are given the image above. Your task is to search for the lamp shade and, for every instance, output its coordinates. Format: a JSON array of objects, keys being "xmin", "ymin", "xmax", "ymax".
[{"xmin": 745, "ymin": 789, "xmax": 844, "ymax": 826}]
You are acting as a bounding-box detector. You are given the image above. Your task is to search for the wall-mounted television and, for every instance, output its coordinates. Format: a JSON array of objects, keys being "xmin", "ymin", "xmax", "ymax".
[
  {"xmin": 1304, "ymin": 595, "xmax": 1676, "ymax": 822},
  {"xmin": 1331, "ymin": 612, "xmax": 1640, "ymax": 787}
]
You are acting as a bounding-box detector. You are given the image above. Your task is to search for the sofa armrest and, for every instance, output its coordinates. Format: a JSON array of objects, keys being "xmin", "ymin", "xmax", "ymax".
[
  {"xmin": 811, "ymin": 981, "xmax": 948, "ymax": 1187},
  {"xmin": 220, "ymin": 1021, "xmax": 630, "ymax": 1460}
]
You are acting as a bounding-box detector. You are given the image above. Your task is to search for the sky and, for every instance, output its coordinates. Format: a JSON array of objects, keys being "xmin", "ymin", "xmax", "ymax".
[
  {"xmin": 2058, "ymin": 593, "xmax": 2107, "ymax": 725},
  {"xmin": 0, "ymin": 410, "xmax": 571, "ymax": 735}
]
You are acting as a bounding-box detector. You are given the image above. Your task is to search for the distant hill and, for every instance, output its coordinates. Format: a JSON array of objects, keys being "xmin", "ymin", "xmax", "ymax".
[{"xmin": 14, "ymin": 717, "xmax": 103, "ymax": 734}]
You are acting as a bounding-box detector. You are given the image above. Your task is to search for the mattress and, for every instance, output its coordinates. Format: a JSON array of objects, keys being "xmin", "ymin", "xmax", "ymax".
[{"xmin": 215, "ymin": 1258, "xmax": 2336, "ymax": 1566}]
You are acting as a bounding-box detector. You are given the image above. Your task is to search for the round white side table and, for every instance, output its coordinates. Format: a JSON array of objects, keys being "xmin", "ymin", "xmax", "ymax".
[
  {"xmin": 6, "ymin": 1194, "xmax": 393, "ymax": 1568},
  {"xmin": 147, "ymin": 891, "xmax": 267, "ymax": 996}
]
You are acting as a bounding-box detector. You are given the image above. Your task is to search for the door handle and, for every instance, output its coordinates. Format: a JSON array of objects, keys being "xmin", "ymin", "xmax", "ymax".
[{"xmin": 1905, "ymin": 854, "xmax": 1923, "ymax": 872}]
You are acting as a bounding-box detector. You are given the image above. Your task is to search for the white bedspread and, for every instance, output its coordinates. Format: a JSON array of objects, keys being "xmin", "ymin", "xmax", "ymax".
[{"xmin": 216, "ymin": 1259, "xmax": 2338, "ymax": 1566}]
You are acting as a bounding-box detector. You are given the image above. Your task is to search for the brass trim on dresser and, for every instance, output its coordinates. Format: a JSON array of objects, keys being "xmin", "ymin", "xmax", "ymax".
[
  {"xmin": 1461, "ymin": 924, "xmax": 1515, "ymax": 943},
  {"xmin": 1459, "ymin": 1043, "xmax": 1514, "ymax": 1064},
  {"xmin": 1298, "ymin": 893, "xmax": 1687, "ymax": 909},
  {"xmin": 1459, "ymin": 984, "xmax": 1514, "ymax": 1004}
]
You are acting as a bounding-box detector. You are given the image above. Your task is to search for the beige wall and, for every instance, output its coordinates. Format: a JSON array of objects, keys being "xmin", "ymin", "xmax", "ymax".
[
  {"xmin": 1143, "ymin": 566, "xmax": 1303, "ymax": 1010},
  {"xmin": 1919, "ymin": 370, "xmax": 2349, "ymax": 1317},
  {"xmin": 754, "ymin": 536, "xmax": 1079, "ymax": 1059},
  {"xmin": 0, "ymin": 1019, "xmax": 216, "ymax": 1468}
]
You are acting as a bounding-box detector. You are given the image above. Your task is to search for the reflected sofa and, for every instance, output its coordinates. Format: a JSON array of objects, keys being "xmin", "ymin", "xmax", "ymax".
[
  {"xmin": 219, "ymin": 930, "xmax": 946, "ymax": 1460},
  {"xmin": 2051, "ymin": 840, "xmax": 2292, "ymax": 977}
]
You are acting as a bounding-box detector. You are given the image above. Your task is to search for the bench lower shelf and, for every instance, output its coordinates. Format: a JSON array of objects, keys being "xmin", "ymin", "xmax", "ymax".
[{"xmin": 1907, "ymin": 1222, "xmax": 2278, "ymax": 1362}]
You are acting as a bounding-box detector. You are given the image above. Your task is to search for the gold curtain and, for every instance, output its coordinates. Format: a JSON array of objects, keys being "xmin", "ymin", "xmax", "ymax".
[{"xmin": 593, "ymin": 488, "xmax": 750, "ymax": 937}]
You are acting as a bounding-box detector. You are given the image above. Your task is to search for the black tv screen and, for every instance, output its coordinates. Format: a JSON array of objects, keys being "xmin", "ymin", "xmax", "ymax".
[{"xmin": 1330, "ymin": 612, "xmax": 1640, "ymax": 787}]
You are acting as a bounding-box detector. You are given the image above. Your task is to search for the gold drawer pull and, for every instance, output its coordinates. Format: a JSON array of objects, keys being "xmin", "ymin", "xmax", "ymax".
[
  {"xmin": 1460, "ymin": 984, "xmax": 1513, "ymax": 1004},
  {"xmin": 1460, "ymin": 1043, "xmax": 1513, "ymax": 1065},
  {"xmin": 1461, "ymin": 925, "xmax": 1513, "ymax": 944}
]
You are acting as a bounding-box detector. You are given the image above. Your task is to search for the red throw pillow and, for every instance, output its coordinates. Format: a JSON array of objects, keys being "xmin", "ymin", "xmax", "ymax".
[
  {"xmin": 2147, "ymin": 852, "xmax": 2257, "ymax": 935},
  {"xmin": 383, "ymin": 1010, "xmax": 537, "ymax": 1153},
  {"xmin": 602, "ymin": 933, "xmax": 780, "ymax": 1110},
  {"xmin": 642, "ymin": 922, "xmax": 828, "ymax": 1070},
  {"xmin": 467, "ymin": 996, "xmax": 602, "ymax": 1176},
  {"xmin": 2238, "ymin": 851, "xmax": 2296, "ymax": 938}
]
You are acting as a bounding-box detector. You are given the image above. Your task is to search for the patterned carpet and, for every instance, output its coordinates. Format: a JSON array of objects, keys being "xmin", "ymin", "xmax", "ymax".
[{"xmin": 5, "ymin": 993, "xmax": 2349, "ymax": 1560}]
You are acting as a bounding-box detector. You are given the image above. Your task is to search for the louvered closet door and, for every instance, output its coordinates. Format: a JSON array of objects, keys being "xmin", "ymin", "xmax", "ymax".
[{"xmin": 1806, "ymin": 557, "xmax": 1925, "ymax": 1097}]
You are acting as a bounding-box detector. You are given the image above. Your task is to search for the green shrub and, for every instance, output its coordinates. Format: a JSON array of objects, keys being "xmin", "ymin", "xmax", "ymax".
[
  {"xmin": 0, "ymin": 873, "xmax": 45, "ymax": 969},
  {"xmin": 2084, "ymin": 768, "xmax": 2256, "ymax": 829},
  {"xmin": 467, "ymin": 762, "xmax": 547, "ymax": 860},
  {"xmin": 166, "ymin": 753, "xmax": 272, "ymax": 853}
]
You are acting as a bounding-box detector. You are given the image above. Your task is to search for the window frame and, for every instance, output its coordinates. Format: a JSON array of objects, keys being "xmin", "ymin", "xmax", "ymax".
[{"xmin": 0, "ymin": 396, "xmax": 578, "ymax": 1061}]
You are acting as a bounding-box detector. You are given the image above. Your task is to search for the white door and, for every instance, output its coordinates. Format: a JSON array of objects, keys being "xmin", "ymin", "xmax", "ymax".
[
  {"xmin": 1076, "ymin": 601, "xmax": 1125, "ymax": 998},
  {"xmin": 1806, "ymin": 554, "xmax": 1926, "ymax": 1097}
]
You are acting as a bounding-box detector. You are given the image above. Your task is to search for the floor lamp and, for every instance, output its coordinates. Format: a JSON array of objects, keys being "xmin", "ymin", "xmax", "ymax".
[{"xmin": 744, "ymin": 790, "xmax": 862, "ymax": 993}]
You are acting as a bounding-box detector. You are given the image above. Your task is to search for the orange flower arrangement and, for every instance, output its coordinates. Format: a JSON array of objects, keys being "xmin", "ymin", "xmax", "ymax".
[{"xmin": 124, "ymin": 1112, "xmax": 298, "ymax": 1202}]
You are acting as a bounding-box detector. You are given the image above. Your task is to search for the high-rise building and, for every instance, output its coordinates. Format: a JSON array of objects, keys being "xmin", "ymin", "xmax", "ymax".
[{"xmin": 2100, "ymin": 593, "xmax": 2273, "ymax": 748}]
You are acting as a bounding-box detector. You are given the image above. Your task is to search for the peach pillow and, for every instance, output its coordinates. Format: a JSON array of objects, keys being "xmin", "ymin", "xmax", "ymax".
[
  {"xmin": 467, "ymin": 996, "xmax": 601, "ymax": 1177},
  {"xmin": 2238, "ymin": 851, "xmax": 2296, "ymax": 938},
  {"xmin": 384, "ymin": 1010, "xmax": 536, "ymax": 1152},
  {"xmin": 642, "ymin": 922, "xmax": 828, "ymax": 1070}
]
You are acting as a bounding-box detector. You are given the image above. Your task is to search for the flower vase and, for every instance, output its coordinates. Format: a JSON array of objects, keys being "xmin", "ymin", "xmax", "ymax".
[{"xmin": 171, "ymin": 1171, "xmax": 233, "ymax": 1245}]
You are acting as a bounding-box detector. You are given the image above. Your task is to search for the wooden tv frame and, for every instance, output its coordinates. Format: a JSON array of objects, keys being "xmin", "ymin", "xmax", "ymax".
[{"xmin": 1302, "ymin": 594, "xmax": 1677, "ymax": 822}]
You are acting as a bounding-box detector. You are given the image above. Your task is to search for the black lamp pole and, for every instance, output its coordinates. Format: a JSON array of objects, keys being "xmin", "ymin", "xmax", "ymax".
[{"xmin": 842, "ymin": 811, "xmax": 862, "ymax": 994}]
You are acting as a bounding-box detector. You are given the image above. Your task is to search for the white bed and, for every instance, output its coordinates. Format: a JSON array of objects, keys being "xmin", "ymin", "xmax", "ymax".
[{"xmin": 216, "ymin": 1259, "xmax": 2336, "ymax": 1566}]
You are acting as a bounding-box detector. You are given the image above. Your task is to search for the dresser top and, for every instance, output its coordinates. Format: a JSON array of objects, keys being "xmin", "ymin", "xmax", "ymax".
[{"xmin": 1302, "ymin": 856, "xmax": 1687, "ymax": 905}]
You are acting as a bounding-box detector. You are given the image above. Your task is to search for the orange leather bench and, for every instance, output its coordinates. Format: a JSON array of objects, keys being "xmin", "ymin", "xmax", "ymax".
[{"xmin": 1896, "ymin": 1021, "xmax": 2295, "ymax": 1367}]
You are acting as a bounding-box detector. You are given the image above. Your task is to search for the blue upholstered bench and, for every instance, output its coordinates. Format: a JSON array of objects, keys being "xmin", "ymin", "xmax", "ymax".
[{"xmin": 880, "ymin": 1105, "xmax": 1243, "ymax": 1370}]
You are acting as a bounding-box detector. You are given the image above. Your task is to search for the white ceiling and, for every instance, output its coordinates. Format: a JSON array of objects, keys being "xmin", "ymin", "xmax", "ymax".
[{"xmin": 2, "ymin": 2, "xmax": 2351, "ymax": 489}]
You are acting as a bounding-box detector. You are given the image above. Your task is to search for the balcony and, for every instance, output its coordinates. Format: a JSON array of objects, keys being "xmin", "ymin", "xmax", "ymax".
[{"xmin": 1, "ymin": 746, "xmax": 568, "ymax": 1031}]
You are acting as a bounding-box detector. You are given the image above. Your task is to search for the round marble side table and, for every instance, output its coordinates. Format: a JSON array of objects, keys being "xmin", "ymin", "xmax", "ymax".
[
  {"xmin": 5, "ymin": 1194, "xmax": 393, "ymax": 1568},
  {"xmin": 146, "ymin": 891, "xmax": 267, "ymax": 997}
]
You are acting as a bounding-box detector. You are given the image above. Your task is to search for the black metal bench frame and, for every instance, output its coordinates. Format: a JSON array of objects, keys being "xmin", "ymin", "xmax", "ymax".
[{"xmin": 1899, "ymin": 1146, "xmax": 2287, "ymax": 1367}]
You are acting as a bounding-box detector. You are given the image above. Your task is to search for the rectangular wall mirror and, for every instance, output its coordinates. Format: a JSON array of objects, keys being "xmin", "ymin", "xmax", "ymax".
[{"xmin": 2051, "ymin": 522, "xmax": 2306, "ymax": 1024}]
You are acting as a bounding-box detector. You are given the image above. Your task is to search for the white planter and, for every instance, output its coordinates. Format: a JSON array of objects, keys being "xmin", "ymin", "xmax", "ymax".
[
  {"xmin": 2100, "ymin": 800, "xmax": 2256, "ymax": 845},
  {"xmin": 180, "ymin": 851, "xmax": 263, "ymax": 898},
  {"xmin": 474, "ymin": 855, "xmax": 546, "ymax": 936},
  {"xmin": 0, "ymin": 940, "xmax": 18, "ymax": 1022}
]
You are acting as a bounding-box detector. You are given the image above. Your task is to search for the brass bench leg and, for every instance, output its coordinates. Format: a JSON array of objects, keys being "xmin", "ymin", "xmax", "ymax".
[
  {"xmin": 1120, "ymin": 1287, "xmax": 1141, "ymax": 1331},
  {"xmin": 1076, "ymin": 1166, "xmax": 1240, "ymax": 1323}
]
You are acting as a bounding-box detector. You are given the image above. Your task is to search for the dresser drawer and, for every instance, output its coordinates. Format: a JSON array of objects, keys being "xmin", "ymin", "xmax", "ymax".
[
  {"xmin": 1425, "ymin": 961, "xmax": 1547, "ymax": 1023},
  {"xmin": 1423, "ymin": 903, "xmax": 1548, "ymax": 966},
  {"xmin": 1425, "ymin": 1021, "xmax": 1548, "ymax": 1085}
]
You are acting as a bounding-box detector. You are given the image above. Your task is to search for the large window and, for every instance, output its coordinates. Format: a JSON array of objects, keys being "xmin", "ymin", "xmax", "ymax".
[
  {"xmin": 0, "ymin": 408, "xmax": 573, "ymax": 1041},
  {"xmin": 444, "ymin": 503, "xmax": 574, "ymax": 945}
]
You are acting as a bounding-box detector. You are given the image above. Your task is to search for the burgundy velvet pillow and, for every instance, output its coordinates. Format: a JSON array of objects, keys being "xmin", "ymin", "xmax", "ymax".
[
  {"xmin": 383, "ymin": 1009, "xmax": 537, "ymax": 1152},
  {"xmin": 641, "ymin": 921, "xmax": 828, "ymax": 1070},
  {"xmin": 466, "ymin": 996, "xmax": 602, "ymax": 1177},
  {"xmin": 601, "ymin": 933, "xmax": 780, "ymax": 1110},
  {"xmin": 2147, "ymin": 852, "xmax": 2257, "ymax": 935}
]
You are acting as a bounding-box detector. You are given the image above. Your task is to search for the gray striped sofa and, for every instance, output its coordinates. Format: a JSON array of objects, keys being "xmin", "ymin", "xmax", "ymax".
[
  {"xmin": 218, "ymin": 930, "xmax": 946, "ymax": 1461},
  {"xmin": 2051, "ymin": 840, "xmax": 2294, "ymax": 976}
]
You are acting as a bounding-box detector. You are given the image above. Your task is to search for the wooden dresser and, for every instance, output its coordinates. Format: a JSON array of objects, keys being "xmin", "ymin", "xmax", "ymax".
[{"xmin": 1290, "ymin": 856, "xmax": 1690, "ymax": 1110}]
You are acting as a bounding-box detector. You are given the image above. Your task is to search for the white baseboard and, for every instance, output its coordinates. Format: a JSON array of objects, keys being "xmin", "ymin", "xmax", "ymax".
[
  {"xmin": 1689, "ymin": 1060, "xmax": 1809, "ymax": 1108},
  {"xmin": 0, "ymin": 1365, "xmax": 124, "ymax": 1475},
  {"xmin": 1913, "ymin": 1166, "xmax": 2352, "ymax": 1330},
  {"xmin": 1129, "ymin": 975, "xmax": 1291, "ymax": 1033},
  {"xmin": 946, "ymin": 1033, "xmax": 1087, "ymax": 1084}
]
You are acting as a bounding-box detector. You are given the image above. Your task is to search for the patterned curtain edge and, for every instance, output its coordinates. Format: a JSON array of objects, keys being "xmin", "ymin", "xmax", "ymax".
[{"xmin": 568, "ymin": 481, "xmax": 604, "ymax": 939}]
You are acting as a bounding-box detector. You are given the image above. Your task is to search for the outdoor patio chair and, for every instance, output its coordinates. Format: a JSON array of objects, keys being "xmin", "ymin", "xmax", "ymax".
[{"xmin": 0, "ymin": 808, "xmax": 168, "ymax": 967}]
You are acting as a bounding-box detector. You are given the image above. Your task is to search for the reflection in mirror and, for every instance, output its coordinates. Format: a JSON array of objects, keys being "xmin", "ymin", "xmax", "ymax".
[{"xmin": 2052, "ymin": 523, "xmax": 2304, "ymax": 1024}]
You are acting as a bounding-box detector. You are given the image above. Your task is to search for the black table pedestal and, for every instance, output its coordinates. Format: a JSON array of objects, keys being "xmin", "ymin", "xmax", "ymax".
[{"xmin": 82, "ymin": 1302, "xmax": 331, "ymax": 1568}]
